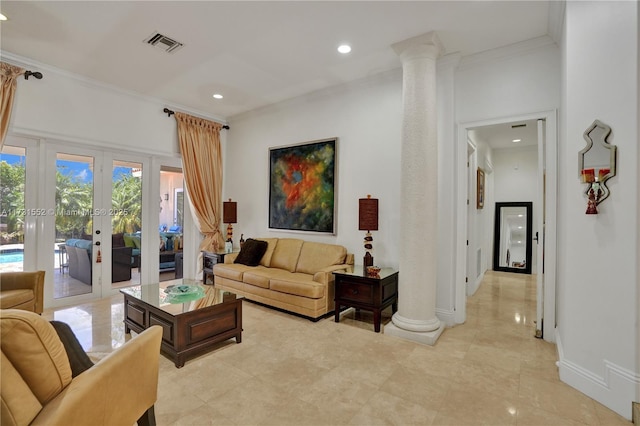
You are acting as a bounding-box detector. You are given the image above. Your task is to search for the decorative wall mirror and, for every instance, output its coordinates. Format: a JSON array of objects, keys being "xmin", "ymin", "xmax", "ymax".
[
  {"xmin": 579, "ymin": 120, "xmax": 617, "ymax": 214},
  {"xmin": 493, "ymin": 202, "xmax": 533, "ymax": 275}
]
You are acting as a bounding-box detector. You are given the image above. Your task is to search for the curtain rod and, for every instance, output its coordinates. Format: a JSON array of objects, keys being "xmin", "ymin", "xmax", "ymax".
[
  {"xmin": 24, "ymin": 70, "xmax": 43, "ymax": 80},
  {"xmin": 163, "ymin": 108, "xmax": 229, "ymax": 129}
]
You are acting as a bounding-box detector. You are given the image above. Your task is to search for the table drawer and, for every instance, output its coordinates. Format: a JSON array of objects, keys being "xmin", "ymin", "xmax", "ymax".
[{"xmin": 337, "ymin": 281, "xmax": 373, "ymax": 304}]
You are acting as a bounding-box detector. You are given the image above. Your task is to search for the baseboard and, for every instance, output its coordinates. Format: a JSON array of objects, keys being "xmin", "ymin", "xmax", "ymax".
[{"xmin": 556, "ymin": 329, "xmax": 639, "ymax": 420}]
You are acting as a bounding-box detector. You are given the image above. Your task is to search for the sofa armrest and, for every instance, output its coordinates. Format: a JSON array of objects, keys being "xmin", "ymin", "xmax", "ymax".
[
  {"xmin": 0, "ymin": 271, "xmax": 44, "ymax": 314},
  {"xmin": 224, "ymin": 252, "xmax": 239, "ymax": 264},
  {"xmin": 313, "ymin": 264, "xmax": 352, "ymax": 285},
  {"xmin": 31, "ymin": 326, "xmax": 163, "ymax": 426}
]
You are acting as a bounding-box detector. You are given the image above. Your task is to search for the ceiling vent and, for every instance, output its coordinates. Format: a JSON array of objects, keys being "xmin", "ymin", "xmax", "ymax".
[
  {"xmin": 511, "ymin": 123, "xmax": 527, "ymax": 128},
  {"xmin": 144, "ymin": 32, "xmax": 183, "ymax": 53}
]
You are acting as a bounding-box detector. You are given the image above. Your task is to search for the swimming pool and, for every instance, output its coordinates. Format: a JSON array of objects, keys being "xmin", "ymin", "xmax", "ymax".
[{"xmin": 0, "ymin": 252, "xmax": 24, "ymax": 264}]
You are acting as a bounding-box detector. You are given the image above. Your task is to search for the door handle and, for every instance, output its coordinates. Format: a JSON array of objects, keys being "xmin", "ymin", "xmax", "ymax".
[{"xmin": 534, "ymin": 232, "xmax": 539, "ymax": 242}]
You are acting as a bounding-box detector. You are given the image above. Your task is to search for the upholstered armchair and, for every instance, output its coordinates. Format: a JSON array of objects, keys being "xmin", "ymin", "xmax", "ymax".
[
  {"xmin": 0, "ymin": 271, "xmax": 44, "ymax": 314},
  {"xmin": 0, "ymin": 309, "xmax": 163, "ymax": 426}
]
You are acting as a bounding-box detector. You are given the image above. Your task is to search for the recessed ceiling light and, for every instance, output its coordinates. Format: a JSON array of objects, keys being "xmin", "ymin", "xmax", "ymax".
[
  {"xmin": 212, "ymin": 94, "xmax": 223, "ymax": 99},
  {"xmin": 337, "ymin": 44, "xmax": 351, "ymax": 54},
  {"xmin": 512, "ymin": 139, "xmax": 522, "ymax": 143},
  {"xmin": 518, "ymin": 214, "xmax": 524, "ymax": 217},
  {"xmin": 0, "ymin": 13, "xmax": 7, "ymax": 21}
]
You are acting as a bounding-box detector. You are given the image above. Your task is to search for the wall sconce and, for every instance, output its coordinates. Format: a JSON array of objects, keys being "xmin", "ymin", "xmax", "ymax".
[
  {"xmin": 223, "ymin": 198, "xmax": 237, "ymax": 253},
  {"xmin": 164, "ymin": 193, "xmax": 169, "ymax": 201},
  {"xmin": 579, "ymin": 120, "xmax": 617, "ymax": 214},
  {"xmin": 358, "ymin": 195, "xmax": 379, "ymax": 269}
]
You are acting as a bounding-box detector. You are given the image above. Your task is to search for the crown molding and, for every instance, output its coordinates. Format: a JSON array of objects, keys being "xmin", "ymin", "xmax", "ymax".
[
  {"xmin": 1, "ymin": 50, "xmax": 229, "ymax": 126},
  {"xmin": 547, "ymin": 0, "xmax": 566, "ymax": 46},
  {"xmin": 457, "ymin": 35, "xmax": 557, "ymax": 71}
]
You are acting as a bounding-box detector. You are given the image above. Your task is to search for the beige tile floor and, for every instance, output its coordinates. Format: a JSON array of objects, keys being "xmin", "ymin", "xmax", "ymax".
[{"xmin": 42, "ymin": 271, "xmax": 632, "ymax": 425}]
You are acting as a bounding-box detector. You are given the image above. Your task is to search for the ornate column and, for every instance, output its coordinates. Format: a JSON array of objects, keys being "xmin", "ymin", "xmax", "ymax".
[{"xmin": 384, "ymin": 32, "xmax": 444, "ymax": 345}]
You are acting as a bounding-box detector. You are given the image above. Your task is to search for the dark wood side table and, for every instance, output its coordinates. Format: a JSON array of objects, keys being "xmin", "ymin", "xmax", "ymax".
[
  {"xmin": 333, "ymin": 267, "xmax": 399, "ymax": 333},
  {"xmin": 202, "ymin": 251, "xmax": 228, "ymax": 284}
]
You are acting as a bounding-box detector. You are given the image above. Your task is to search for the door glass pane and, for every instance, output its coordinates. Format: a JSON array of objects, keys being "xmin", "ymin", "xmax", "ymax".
[
  {"xmin": 0, "ymin": 146, "xmax": 26, "ymax": 272},
  {"xmin": 112, "ymin": 161, "xmax": 142, "ymax": 287},
  {"xmin": 159, "ymin": 166, "xmax": 184, "ymax": 282},
  {"xmin": 55, "ymin": 154, "xmax": 94, "ymax": 298}
]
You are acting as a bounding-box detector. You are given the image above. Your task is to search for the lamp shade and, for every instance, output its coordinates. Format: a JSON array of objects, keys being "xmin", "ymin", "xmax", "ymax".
[
  {"xmin": 223, "ymin": 199, "xmax": 237, "ymax": 223},
  {"xmin": 358, "ymin": 196, "xmax": 378, "ymax": 231}
]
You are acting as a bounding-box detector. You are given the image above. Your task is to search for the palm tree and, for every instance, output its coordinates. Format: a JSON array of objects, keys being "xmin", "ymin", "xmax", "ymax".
[
  {"xmin": 112, "ymin": 174, "xmax": 142, "ymax": 233},
  {"xmin": 0, "ymin": 160, "xmax": 26, "ymax": 243},
  {"xmin": 55, "ymin": 170, "xmax": 93, "ymax": 239}
]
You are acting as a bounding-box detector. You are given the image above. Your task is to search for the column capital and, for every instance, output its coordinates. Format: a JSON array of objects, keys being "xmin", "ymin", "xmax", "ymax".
[{"xmin": 392, "ymin": 31, "xmax": 443, "ymax": 62}]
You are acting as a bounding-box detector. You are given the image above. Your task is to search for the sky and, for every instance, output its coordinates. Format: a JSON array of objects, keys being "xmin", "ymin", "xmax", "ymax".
[{"xmin": 1, "ymin": 153, "xmax": 133, "ymax": 184}]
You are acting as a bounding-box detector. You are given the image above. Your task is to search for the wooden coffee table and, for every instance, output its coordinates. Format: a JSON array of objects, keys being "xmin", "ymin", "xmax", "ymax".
[{"xmin": 120, "ymin": 280, "xmax": 242, "ymax": 368}]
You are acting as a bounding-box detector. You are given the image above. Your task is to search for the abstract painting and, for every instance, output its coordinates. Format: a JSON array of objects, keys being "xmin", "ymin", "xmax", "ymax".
[{"xmin": 269, "ymin": 138, "xmax": 336, "ymax": 233}]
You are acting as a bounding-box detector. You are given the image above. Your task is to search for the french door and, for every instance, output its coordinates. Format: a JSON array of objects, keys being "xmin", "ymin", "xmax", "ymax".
[{"xmin": 43, "ymin": 144, "xmax": 151, "ymax": 308}]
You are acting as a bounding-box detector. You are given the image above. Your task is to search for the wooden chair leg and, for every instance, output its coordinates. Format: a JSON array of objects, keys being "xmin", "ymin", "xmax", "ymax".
[{"xmin": 137, "ymin": 406, "xmax": 156, "ymax": 426}]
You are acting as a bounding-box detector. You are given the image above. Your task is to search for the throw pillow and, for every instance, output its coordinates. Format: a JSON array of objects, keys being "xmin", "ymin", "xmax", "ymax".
[
  {"xmin": 234, "ymin": 238, "xmax": 268, "ymax": 266},
  {"xmin": 50, "ymin": 320, "xmax": 94, "ymax": 378},
  {"xmin": 123, "ymin": 234, "xmax": 135, "ymax": 248}
]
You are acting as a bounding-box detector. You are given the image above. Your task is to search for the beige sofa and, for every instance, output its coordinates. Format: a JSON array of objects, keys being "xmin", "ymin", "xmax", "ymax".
[{"xmin": 213, "ymin": 238, "xmax": 353, "ymax": 319}]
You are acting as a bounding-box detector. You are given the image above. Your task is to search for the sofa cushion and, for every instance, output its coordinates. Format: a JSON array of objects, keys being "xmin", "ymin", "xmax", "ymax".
[
  {"xmin": 242, "ymin": 267, "xmax": 290, "ymax": 289},
  {"xmin": 1, "ymin": 351, "xmax": 43, "ymax": 426},
  {"xmin": 270, "ymin": 239, "xmax": 304, "ymax": 272},
  {"xmin": 234, "ymin": 239, "xmax": 268, "ymax": 266},
  {"xmin": 0, "ymin": 310, "xmax": 72, "ymax": 404},
  {"xmin": 270, "ymin": 274, "xmax": 324, "ymax": 299},
  {"xmin": 213, "ymin": 263, "xmax": 254, "ymax": 281},
  {"xmin": 74, "ymin": 239, "xmax": 92, "ymax": 251},
  {"xmin": 296, "ymin": 242, "xmax": 347, "ymax": 275},
  {"xmin": 257, "ymin": 238, "xmax": 279, "ymax": 267}
]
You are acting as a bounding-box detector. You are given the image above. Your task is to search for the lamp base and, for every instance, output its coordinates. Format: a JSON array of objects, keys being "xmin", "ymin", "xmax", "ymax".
[{"xmin": 363, "ymin": 252, "xmax": 373, "ymax": 269}]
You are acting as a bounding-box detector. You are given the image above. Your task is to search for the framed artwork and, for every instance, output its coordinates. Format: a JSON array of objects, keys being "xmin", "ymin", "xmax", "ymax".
[
  {"xmin": 269, "ymin": 138, "xmax": 337, "ymax": 233},
  {"xmin": 477, "ymin": 167, "xmax": 485, "ymax": 209}
]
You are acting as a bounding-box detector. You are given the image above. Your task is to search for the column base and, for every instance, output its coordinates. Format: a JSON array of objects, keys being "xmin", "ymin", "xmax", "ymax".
[{"xmin": 384, "ymin": 321, "xmax": 445, "ymax": 346}]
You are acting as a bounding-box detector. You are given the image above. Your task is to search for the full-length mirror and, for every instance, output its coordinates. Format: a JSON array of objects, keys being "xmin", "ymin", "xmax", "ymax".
[{"xmin": 493, "ymin": 202, "xmax": 533, "ymax": 274}]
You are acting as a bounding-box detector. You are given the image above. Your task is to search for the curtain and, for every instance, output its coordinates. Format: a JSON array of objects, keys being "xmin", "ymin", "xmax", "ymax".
[
  {"xmin": 0, "ymin": 62, "xmax": 25, "ymax": 148},
  {"xmin": 175, "ymin": 112, "xmax": 225, "ymax": 253}
]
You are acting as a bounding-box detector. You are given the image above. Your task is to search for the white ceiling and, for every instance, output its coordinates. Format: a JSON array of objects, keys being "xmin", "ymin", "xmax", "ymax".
[
  {"xmin": 470, "ymin": 119, "xmax": 540, "ymax": 150},
  {"xmin": 0, "ymin": 1, "xmax": 551, "ymax": 120}
]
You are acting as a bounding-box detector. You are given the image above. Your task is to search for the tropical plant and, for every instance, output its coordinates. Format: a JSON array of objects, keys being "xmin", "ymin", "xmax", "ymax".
[
  {"xmin": 55, "ymin": 169, "xmax": 93, "ymax": 239},
  {"xmin": 0, "ymin": 160, "xmax": 26, "ymax": 243},
  {"xmin": 111, "ymin": 173, "xmax": 142, "ymax": 233}
]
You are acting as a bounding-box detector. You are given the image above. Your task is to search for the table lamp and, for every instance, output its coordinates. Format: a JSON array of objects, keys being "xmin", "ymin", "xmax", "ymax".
[
  {"xmin": 358, "ymin": 195, "xmax": 378, "ymax": 269},
  {"xmin": 223, "ymin": 199, "xmax": 237, "ymax": 253}
]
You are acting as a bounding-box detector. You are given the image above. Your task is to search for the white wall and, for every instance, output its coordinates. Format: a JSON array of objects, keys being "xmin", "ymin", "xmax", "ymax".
[
  {"xmin": 6, "ymin": 51, "xmax": 226, "ymax": 158},
  {"xmin": 557, "ymin": 1, "xmax": 639, "ymax": 419},
  {"xmin": 226, "ymin": 71, "xmax": 402, "ymax": 266},
  {"xmin": 456, "ymin": 37, "xmax": 561, "ymax": 124}
]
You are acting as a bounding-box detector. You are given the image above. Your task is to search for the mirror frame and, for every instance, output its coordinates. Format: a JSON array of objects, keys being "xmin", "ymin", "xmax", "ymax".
[
  {"xmin": 493, "ymin": 202, "xmax": 533, "ymax": 275},
  {"xmin": 578, "ymin": 119, "xmax": 617, "ymax": 205}
]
